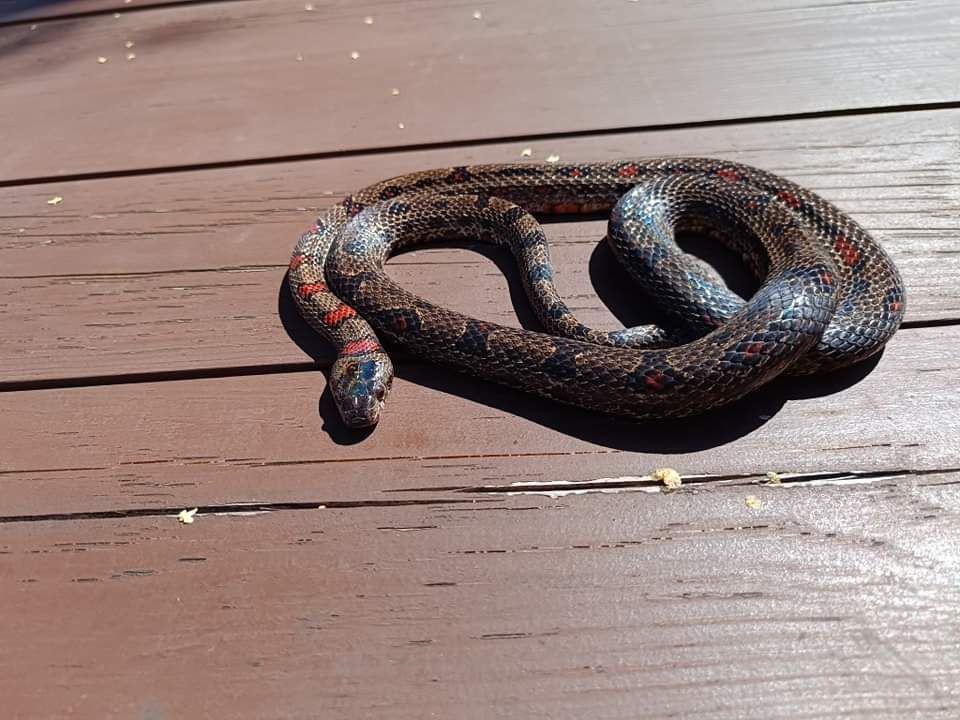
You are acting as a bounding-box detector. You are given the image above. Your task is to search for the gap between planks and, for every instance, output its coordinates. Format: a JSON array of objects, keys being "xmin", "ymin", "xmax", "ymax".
[
  {"xmin": 2, "ymin": 467, "xmax": 957, "ymax": 525},
  {"xmin": 0, "ymin": 321, "xmax": 953, "ymax": 394},
  {"xmin": 2, "ymin": 100, "xmax": 960, "ymax": 188}
]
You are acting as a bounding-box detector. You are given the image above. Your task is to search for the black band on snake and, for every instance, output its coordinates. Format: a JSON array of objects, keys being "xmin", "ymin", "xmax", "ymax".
[{"xmin": 288, "ymin": 159, "xmax": 905, "ymax": 428}]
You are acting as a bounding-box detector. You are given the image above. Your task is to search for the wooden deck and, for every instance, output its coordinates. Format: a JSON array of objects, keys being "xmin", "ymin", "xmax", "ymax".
[{"xmin": 2, "ymin": 1, "xmax": 959, "ymax": 717}]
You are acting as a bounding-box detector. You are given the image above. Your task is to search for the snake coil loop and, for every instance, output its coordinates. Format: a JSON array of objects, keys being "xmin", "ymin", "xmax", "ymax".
[{"xmin": 289, "ymin": 159, "xmax": 904, "ymax": 428}]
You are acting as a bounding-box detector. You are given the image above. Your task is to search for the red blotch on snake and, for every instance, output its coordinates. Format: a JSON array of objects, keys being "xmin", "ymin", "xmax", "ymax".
[
  {"xmin": 834, "ymin": 233, "xmax": 861, "ymax": 266},
  {"xmin": 296, "ymin": 282, "xmax": 327, "ymax": 298},
  {"xmin": 323, "ymin": 305, "xmax": 358, "ymax": 326}
]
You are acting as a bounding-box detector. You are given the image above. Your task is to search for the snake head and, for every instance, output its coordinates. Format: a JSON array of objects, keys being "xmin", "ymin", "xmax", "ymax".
[{"xmin": 329, "ymin": 353, "xmax": 394, "ymax": 428}]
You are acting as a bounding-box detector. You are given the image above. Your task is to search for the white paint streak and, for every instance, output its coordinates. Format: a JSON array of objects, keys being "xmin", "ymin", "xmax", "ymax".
[
  {"xmin": 500, "ymin": 474, "xmax": 719, "ymax": 498},
  {"xmin": 779, "ymin": 474, "xmax": 897, "ymax": 488},
  {"xmin": 494, "ymin": 472, "xmax": 895, "ymax": 498}
]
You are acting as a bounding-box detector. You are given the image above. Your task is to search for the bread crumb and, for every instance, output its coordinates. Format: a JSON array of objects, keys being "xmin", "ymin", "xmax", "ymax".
[
  {"xmin": 177, "ymin": 508, "xmax": 199, "ymax": 524},
  {"xmin": 652, "ymin": 467, "xmax": 682, "ymax": 490}
]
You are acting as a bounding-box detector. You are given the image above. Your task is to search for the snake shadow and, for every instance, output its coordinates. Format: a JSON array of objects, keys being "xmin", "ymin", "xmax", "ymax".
[{"xmin": 278, "ymin": 236, "xmax": 883, "ymax": 451}]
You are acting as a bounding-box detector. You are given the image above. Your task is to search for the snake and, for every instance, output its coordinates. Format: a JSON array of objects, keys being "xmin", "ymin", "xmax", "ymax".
[{"xmin": 288, "ymin": 159, "xmax": 905, "ymax": 428}]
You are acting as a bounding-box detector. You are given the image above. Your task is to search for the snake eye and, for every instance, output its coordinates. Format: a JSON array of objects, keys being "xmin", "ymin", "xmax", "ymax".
[{"xmin": 374, "ymin": 386, "xmax": 386, "ymax": 402}]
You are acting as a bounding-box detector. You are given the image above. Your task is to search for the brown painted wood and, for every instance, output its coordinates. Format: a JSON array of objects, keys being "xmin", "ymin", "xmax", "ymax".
[
  {"xmin": 2, "ymin": 0, "xmax": 958, "ymax": 180},
  {"xmin": 3, "ymin": 109, "xmax": 958, "ymax": 383},
  {"xmin": 3, "ymin": 2, "xmax": 958, "ymax": 715},
  {"xmin": 2, "ymin": 475, "xmax": 959, "ymax": 718},
  {"xmin": 0, "ymin": 324, "xmax": 956, "ymax": 517}
]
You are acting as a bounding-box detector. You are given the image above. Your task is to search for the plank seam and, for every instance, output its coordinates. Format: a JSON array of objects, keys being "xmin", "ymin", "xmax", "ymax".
[
  {"xmin": 1, "ymin": 467, "xmax": 955, "ymax": 525},
  {"xmin": 0, "ymin": 498, "xmax": 494, "ymax": 524},
  {"xmin": 0, "ymin": 321, "xmax": 953, "ymax": 393},
  {"xmin": 2, "ymin": 101, "xmax": 959, "ymax": 188},
  {"xmin": 458, "ymin": 467, "xmax": 960, "ymax": 495}
]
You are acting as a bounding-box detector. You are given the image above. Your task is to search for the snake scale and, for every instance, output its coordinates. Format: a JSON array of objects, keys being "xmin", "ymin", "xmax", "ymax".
[{"xmin": 289, "ymin": 159, "xmax": 904, "ymax": 427}]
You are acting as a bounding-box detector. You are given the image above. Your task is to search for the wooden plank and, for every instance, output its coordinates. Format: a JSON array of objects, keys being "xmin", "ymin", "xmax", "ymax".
[
  {"xmin": 3, "ymin": 109, "xmax": 958, "ymax": 383},
  {"xmin": 2, "ymin": 476, "xmax": 959, "ymax": 718},
  {"xmin": 2, "ymin": 0, "xmax": 958, "ymax": 180},
  {"xmin": 0, "ymin": 324, "xmax": 956, "ymax": 516}
]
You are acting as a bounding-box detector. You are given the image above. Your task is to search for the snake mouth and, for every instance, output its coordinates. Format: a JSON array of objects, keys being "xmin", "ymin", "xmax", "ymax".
[
  {"xmin": 336, "ymin": 394, "xmax": 383, "ymax": 429},
  {"xmin": 334, "ymin": 381, "xmax": 390, "ymax": 429}
]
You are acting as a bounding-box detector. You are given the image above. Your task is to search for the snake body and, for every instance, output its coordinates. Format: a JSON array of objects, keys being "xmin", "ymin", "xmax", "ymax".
[{"xmin": 289, "ymin": 159, "xmax": 904, "ymax": 427}]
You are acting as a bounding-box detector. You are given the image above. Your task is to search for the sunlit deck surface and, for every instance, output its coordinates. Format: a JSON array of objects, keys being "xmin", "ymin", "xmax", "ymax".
[{"xmin": 2, "ymin": 0, "xmax": 959, "ymax": 716}]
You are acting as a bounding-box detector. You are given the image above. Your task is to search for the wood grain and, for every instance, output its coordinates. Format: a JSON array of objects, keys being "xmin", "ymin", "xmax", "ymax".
[
  {"xmin": 2, "ymin": 0, "xmax": 958, "ymax": 180},
  {"xmin": 0, "ymin": 324, "xmax": 956, "ymax": 516},
  {"xmin": 2, "ymin": 476, "xmax": 959, "ymax": 718},
  {"xmin": 3, "ymin": 109, "xmax": 958, "ymax": 383}
]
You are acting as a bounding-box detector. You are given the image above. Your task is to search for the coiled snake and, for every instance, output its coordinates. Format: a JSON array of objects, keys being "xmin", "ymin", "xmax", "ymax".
[{"xmin": 289, "ymin": 159, "xmax": 904, "ymax": 428}]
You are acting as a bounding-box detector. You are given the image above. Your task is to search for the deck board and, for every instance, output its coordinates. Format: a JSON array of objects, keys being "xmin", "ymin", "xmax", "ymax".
[
  {"xmin": 2, "ymin": 109, "xmax": 958, "ymax": 382},
  {"xmin": 2, "ymin": 0, "xmax": 958, "ymax": 180},
  {"xmin": 0, "ymin": 325, "xmax": 956, "ymax": 517},
  {"xmin": 3, "ymin": 477, "xmax": 960, "ymax": 719}
]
